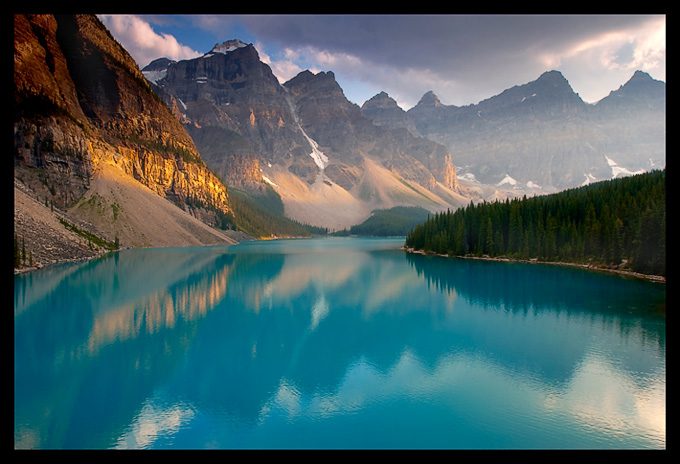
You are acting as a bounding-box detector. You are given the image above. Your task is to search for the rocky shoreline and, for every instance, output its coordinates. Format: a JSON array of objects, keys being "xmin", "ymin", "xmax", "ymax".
[
  {"xmin": 403, "ymin": 247, "xmax": 666, "ymax": 284},
  {"xmin": 14, "ymin": 181, "xmax": 108, "ymax": 274},
  {"xmin": 14, "ymin": 178, "xmax": 245, "ymax": 275}
]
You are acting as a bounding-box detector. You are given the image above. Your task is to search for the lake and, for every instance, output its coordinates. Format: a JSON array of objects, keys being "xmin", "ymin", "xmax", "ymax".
[{"xmin": 14, "ymin": 237, "xmax": 666, "ymax": 449}]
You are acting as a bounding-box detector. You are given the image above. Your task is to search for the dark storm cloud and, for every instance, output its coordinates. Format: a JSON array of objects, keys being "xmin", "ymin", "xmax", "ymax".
[
  {"xmin": 194, "ymin": 14, "xmax": 663, "ymax": 106},
  {"xmin": 109, "ymin": 14, "xmax": 664, "ymax": 108},
  {"xmin": 226, "ymin": 15, "xmax": 652, "ymax": 72}
]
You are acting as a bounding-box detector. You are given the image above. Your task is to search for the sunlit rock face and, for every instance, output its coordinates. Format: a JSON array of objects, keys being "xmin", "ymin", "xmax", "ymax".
[{"xmin": 14, "ymin": 14, "xmax": 231, "ymax": 222}]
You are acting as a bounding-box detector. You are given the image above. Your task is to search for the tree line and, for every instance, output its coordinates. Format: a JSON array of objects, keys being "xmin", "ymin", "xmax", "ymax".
[
  {"xmin": 333, "ymin": 206, "xmax": 431, "ymax": 237},
  {"xmin": 226, "ymin": 189, "xmax": 328, "ymax": 238},
  {"xmin": 405, "ymin": 169, "xmax": 665, "ymax": 276}
]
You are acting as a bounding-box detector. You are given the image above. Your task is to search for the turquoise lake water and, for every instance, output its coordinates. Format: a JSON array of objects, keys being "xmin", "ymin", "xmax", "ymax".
[{"xmin": 14, "ymin": 237, "xmax": 666, "ymax": 449}]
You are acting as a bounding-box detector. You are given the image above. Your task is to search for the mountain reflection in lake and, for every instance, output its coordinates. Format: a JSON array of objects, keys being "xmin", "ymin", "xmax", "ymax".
[{"xmin": 14, "ymin": 237, "xmax": 665, "ymax": 449}]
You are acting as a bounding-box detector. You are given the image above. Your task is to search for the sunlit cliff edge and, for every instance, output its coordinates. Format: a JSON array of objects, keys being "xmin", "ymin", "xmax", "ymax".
[{"xmin": 14, "ymin": 14, "xmax": 238, "ymax": 271}]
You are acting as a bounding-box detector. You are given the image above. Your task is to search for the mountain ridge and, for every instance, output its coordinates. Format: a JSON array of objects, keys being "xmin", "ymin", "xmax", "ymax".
[
  {"xmin": 363, "ymin": 69, "xmax": 665, "ymax": 192},
  {"xmin": 145, "ymin": 40, "xmax": 465, "ymax": 230},
  {"xmin": 14, "ymin": 18, "xmax": 665, "ymax": 269}
]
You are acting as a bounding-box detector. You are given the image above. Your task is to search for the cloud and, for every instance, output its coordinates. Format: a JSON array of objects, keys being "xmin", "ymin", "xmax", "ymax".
[
  {"xmin": 100, "ymin": 14, "xmax": 665, "ymax": 108},
  {"xmin": 232, "ymin": 15, "xmax": 663, "ymax": 107},
  {"xmin": 256, "ymin": 44, "xmax": 305, "ymax": 84},
  {"xmin": 531, "ymin": 15, "xmax": 666, "ymax": 102},
  {"xmin": 98, "ymin": 14, "xmax": 202, "ymax": 67},
  {"xmin": 546, "ymin": 16, "xmax": 665, "ymax": 73}
]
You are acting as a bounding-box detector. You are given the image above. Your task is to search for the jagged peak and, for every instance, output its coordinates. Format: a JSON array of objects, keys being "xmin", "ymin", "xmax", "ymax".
[
  {"xmin": 530, "ymin": 70, "xmax": 577, "ymax": 94},
  {"xmin": 632, "ymin": 69, "xmax": 653, "ymax": 80},
  {"xmin": 623, "ymin": 70, "xmax": 665, "ymax": 89},
  {"xmin": 285, "ymin": 69, "xmax": 339, "ymax": 89},
  {"xmin": 537, "ymin": 69, "xmax": 568, "ymax": 82},
  {"xmin": 416, "ymin": 91, "xmax": 442, "ymax": 107},
  {"xmin": 143, "ymin": 57, "xmax": 176, "ymax": 71},
  {"xmin": 598, "ymin": 69, "xmax": 665, "ymax": 104},
  {"xmin": 496, "ymin": 69, "xmax": 581, "ymax": 104},
  {"xmin": 362, "ymin": 91, "xmax": 400, "ymax": 110},
  {"xmin": 203, "ymin": 39, "xmax": 250, "ymax": 57}
]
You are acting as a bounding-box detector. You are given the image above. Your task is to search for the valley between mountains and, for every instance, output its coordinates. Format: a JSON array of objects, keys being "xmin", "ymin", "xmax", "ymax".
[{"xmin": 13, "ymin": 14, "xmax": 665, "ymax": 271}]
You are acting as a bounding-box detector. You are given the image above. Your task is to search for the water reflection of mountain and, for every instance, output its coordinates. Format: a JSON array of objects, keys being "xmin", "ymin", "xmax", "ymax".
[
  {"xmin": 178, "ymin": 241, "xmax": 665, "ymax": 428},
  {"xmin": 14, "ymin": 239, "xmax": 666, "ymax": 448},
  {"xmin": 15, "ymin": 246, "xmax": 238, "ymax": 448}
]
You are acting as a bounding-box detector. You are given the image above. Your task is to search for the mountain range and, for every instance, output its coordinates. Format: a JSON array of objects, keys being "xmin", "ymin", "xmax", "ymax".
[
  {"xmin": 363, "ymin": 69, "xmax": 665, "ymax": 193},
  {"xmin": 145, "ymin": 39, "xmax": 665, "ymax": 229},
  {"xmin": 144, "ymin": 40, "xmax": 463, "ymax": 230},
  {"xmin": 14, "ymin": 14, "xmax": 666, "ymax": 266}
]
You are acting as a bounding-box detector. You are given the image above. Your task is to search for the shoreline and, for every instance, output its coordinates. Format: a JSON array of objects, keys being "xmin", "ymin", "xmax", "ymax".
[
  {"xmin": 403, "ymin": 247, "xmax": 666, "ymax": 284},
  {"xmin": 14, "ymin": 238, "xmax": 666, "ymax": 285}
]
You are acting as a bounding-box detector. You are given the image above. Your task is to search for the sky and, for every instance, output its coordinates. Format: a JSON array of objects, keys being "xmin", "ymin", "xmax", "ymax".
[{"xmin": 97, "ymin": 14, "xmax": 665, "ymax": 110}]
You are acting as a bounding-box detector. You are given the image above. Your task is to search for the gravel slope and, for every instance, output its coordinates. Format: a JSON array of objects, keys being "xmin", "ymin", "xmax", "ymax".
[{"xmin": 14, "ymin": 162, "xmax": 238, "ymax": 273}]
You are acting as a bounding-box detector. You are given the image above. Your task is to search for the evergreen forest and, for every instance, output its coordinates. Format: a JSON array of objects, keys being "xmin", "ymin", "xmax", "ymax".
[
  {"xmin": 333, "ymin": 206, "xmax": 431, "ymax": 236},
  {"xmin": 404, "ymin": 170, "xmax": 665, "ymax": 276}
]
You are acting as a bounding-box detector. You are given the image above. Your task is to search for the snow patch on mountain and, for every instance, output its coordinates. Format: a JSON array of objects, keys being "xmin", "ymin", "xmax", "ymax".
[
  {"xmin": 581, "ymin": 173, "xmax": 598, "ymax": 186},
  {"xmin": 302, "ymin": 132, "xmax": 329, "ymax": 170},
  {"xmin": 142, "ymin": 69, "xmax": 166, "ymax": 84},
  {"xmin": 284, "ymin": 93, "xmax": 329, "ymax": 170},
  {"xmin": 497, "ymin": 174, "xmax": 518, "ymax": 187},
  {"xmin": 203, "ymin": 40, "xmax": 248, "ymax": 57},
  {"xmin": 458, "ymin": 172, "xmax": 479, "ymax": 183},
  {"xmin": 605, "ymin": 156, "xmax": 645, "ymax": 178}
]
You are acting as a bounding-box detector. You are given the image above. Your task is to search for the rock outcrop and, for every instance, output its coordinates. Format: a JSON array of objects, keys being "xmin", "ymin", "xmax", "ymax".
[{"xmin": 14, "ymin": 14, "xmax": 236, "ymax": 262}]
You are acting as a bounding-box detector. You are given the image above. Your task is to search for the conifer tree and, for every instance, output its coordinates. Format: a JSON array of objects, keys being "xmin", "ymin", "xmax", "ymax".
[{"xmin": 405, "ymin": 170, "xmax": 665, "ymax": 276}]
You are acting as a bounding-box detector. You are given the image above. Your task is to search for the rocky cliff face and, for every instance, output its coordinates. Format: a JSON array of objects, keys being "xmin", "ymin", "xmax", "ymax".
[
  {"xmin": 14, "ymin": 14, "xmax": 230, "ymax": 215},
  {"xmin": 367, "ymin": 70, "xmax": 665, "ymax": 193},
  {"xmin": 146, "ymin": 42, "xmax": 463, "ymax": 229},
  {"xmin": 14, "ymin": 14, "xmax": 234, "ymax": 254}
]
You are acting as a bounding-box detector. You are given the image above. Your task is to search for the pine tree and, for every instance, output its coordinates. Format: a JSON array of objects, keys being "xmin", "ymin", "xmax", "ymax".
[{"xmin": 404, "ymin": 169, "xmax": 665, "ymax": 276}]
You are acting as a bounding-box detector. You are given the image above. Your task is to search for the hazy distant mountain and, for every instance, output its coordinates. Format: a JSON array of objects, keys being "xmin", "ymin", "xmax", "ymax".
[
  {"xmin": 361, "ymin": 91, "xmax": 422, "ymax": 137},
  {"xmin": 145, "ymin": 42, "xmax": 465, "ymax": 230},
  {"xmin": 364, "ymin": 70, "xmax": 665, "ymax": 194}
]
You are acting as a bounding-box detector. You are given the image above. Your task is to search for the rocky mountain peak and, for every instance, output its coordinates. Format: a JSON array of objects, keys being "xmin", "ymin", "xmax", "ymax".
[
  {"xmin": 594, "ymin": 69, "xmax": 665, "ymax": 115},
  {"xmin": 484, "ymin": 69, "xmax": 583, "ymax": 107},
  {"xmin": 144, "ymin": 57, "xmax": 175, "ymax": 71},
  {"xmin": 608, "ymin": 70, "xmax": 665, "ymax": 100},
  {"xmin": 362, "ymin": 91, "xmax": 401, "ymax": 110},
  {"xmin": 416, "ymin": 91, "xmax": 443, "ymax": 107},
  {"xmin": 533, "ymin": 70, "xmax": 580, "ymax": 97},
  {"xmin": 284, "ymin": 70, "xmax": 353, "ymax": 116},
  {"xmin": 536, "ymin": 69, "xmax": 569, "ymax": 84},
  {"xmin": 285, "ymin": 70, "xmax": 340, "ymax": 92},
  {"xmin": 361, "ymin": 91, "xmax": 421, "ymax": 137},
  {"xmin": 204, "ymin": 39, "xmax": 249, "ymax": 56}
]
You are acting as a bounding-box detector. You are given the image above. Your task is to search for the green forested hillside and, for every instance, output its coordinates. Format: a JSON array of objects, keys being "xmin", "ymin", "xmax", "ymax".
[
  {"xmin": 348, "ymin": 206, "xmax": 432, "ymax": 236},
  {"xmin": 227, "ymin": 188, "xmax": 328, "ymax": 238},
  {"xmin": 405, "ymin": 170, "xmax": 665, "ymax": 276}
]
